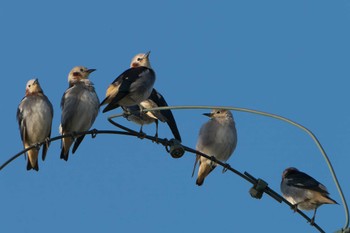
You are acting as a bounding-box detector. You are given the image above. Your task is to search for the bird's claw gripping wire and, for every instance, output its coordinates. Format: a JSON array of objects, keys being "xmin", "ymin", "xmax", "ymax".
[
  {"xmin": 34, "ymin": 143, "xmax": 41, "ymax": 151},
  {"xmin": 71, "ymin": 131, "xmax": 79, "ymax": 139},
  {"xmin": 138, "ymin": 131, "xmax": 147, "ymax": 139},
  {"xmin": 91, "ymin": 128, "xmax": 98, "ymax": 138},
  {"xmin": 222, "ymin": 163, "xmax": 231, "ymax": 173}
]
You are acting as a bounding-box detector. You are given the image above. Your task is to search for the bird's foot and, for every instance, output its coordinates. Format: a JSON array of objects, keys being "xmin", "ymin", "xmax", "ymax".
[
  {"xmin": 34, "ymin": 143, "xmax": 41, "ymax": 151},
  {"xmin": 153, "ymin": 133, "xmax": 159, "ymax": 144},
  {"xmin": 222, "ymin": 163, "xmax": 231, "ymax": 173},
  {"xmin": 138, "ymin": 129, "xmax": 146, "ymax": 139},
  {"xmin": 71, "ymin": 131, "xmax": 78, "ymax": 139},
  {"xmin": 91, "ymin": 128, "xmax": 98, "ymax": 138},
  {"xmin": 309, "ymin": 216, "xmax": 315, "ymax": 226},
  {"xmin": 291, "ymin": 204, "xmax": 298, "ymax": 212},
  {"xmin": 209, "ymin": 155, "xmax": 217, "ymax": 167},
  {"xmin": 44, "ymin": 137, "xmax": 50, "ymax": 146}
]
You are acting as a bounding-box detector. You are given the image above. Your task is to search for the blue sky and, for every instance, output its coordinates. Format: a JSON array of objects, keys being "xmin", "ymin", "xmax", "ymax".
[{"xmin": 1, "ymin": 1, "xmax": 349, "ymax": 232}]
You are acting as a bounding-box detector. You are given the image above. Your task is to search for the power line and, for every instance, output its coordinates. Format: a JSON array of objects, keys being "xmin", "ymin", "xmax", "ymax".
[
  {"xmin": 2, "ymin": 106, "xmax": 348, "ymax": 232},
  {"xmin": 135, "ymin": 104, "xmax": 349, "ymax": 232},
  {"xmin": 106, "ymin": 116, "xmax": 330, "ymax": 233}
]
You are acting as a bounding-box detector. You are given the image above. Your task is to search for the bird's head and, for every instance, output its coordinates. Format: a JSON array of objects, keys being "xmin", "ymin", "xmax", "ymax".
[
  {"xmin": 282, "ymin": 167, "xmax": 299, "ymax": 179},
  {"xmin": 130, "ymin": 51, "xmax": 151, "ymax": 68},
  {"xmin": 25, "ymin": 78, "xmax": 43, "ymax": 96},
  {"xmin": 68, "ymin": 66, "xmax": 96, "ymax": 85},
  {"xmin": 203, "ymin": 109, "xmax": 233, "ymax": 119}
]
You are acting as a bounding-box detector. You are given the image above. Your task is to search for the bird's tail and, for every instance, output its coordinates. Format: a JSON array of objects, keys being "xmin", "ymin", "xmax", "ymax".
[
  {"xmin": 42, "ymin": 138, "xmax": 50, "ymax": 161},
  {"xmin": 26, "ymin": 148, "xmax": 39, "ymax": 171},
  {"xmin": 100, "ymin": 96, "xmax": 109, "ymax": 107},
  {"xmin": 323, "ymin": 195, "xmax": 338, "ymax": 205},
  {"xmin": 102, "ymin": 102, "xmax": 120, "ymax": 113},
  {"xmin": 192, "ymin": 155, "xmax": 200, "ymax": 177},
  {"xmin": 60, "ymin": 136, "xmax": 73, "ymax": 161},
  {"xmin": 196, "ymin": 159, "xmax": 215, "ymax": 186},
  {"xmin": 72, "ymin": 135, "xmax": 85, "ymax": 154}
]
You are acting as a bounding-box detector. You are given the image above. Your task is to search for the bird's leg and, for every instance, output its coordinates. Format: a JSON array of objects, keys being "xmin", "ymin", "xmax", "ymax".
[
  {"xmin": 122, "ymin": 110, "xmax": 131, "ymax": 119},
  {"xmin": 138, "ymin": 125, "xmax": 146, "ymax": 139},
  {"xmin": 153, "ymin": 120, "xmax": 159, "ymax": 143},
  {"xmin": 309, "ymin": 208, "xmax": 317, "ymax": 225}
]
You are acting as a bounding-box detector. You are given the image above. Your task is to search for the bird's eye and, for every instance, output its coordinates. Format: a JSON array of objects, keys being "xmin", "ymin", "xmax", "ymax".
[
  {"xmin": 28, "ymin": 85, "xmax": 31, "ymax": 88},
  {"xmin": 137, "ymin": 57, "xmax": 142, "ymax": 61},
  {"xmin": 80, "ymin": 68, "xmax": 84, "ymax": 72},
  {"xmin": 216, "ymin": 111, "xmax": 221, "ymax": 114}
]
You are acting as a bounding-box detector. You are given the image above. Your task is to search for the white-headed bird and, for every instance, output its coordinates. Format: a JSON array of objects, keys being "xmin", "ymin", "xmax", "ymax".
[
  {"xmin": 280, "ymin": 167, "xmax": 338, "ymax": 224},
  {"xmin": 122, "ymin": 88, "xmax": 181, "ymax": 142},
  {"xmin": 60, "ymin": 66, "xmax": 99, "ymax": 161},
  {"xmin": 193, "ymin": 109, "xmax": 237, "ymax": 186},
  {"xmin": 100, "ymin": 51, "xmax": 156, "ymax": 113},
  {"xmin": 17, "ymin": 79, "xmax": 53, "ymax": 171}
]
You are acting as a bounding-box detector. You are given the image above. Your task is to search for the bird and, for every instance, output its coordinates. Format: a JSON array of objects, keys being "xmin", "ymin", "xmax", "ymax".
[
  {"xmin": 17, "ymin": 79, "xmax": 53, "ymax": 171},
  {"xmin": 59, "ymin": 66, "xmax": 100, "ymax": 161},
  {"xmin": 192, "ymin": 109, "xmax": 237, "ymax": 186},
  {"xmin": 280, "ymin": 167, "xmax": 338, "ymax": 224},
  {"xmin": 100, "ymin": 51, "xmax": 156, "ymax": 113},
  {"xmin": 122, "ymin": 88, "xmax": 182, "ymax": 142}
]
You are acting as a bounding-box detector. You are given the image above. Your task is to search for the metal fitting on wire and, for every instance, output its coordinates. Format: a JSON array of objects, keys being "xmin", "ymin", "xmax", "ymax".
[
  {"xmin": 168, "ymin": 139, "xmax": 185, "ymax": 159},
  {"xmin": 249, "ymin": 178, "xmax": 268, "ymax": 199}
]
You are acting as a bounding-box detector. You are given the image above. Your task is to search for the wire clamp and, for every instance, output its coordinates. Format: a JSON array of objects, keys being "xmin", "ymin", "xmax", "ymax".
[
  {"xmin": 168, "ymin": 139, "xmax": 185, "ymax": 159},
  {"xmin": 249, "ymin": 178, "xmax": 268, "ymax": 199}
]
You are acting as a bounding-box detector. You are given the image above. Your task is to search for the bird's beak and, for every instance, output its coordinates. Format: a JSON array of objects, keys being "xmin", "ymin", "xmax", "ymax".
[
  {"xmin": 144, "ymin": 51, "xmax": 151, "ymax": 58},
  {"xmin": 33, "ymin": 79, "xmax": 39, "ymax": 84},
  {"xmin": 87, "ymin": 69, "xmax": 96, "ymax": 74},
  {"xmin": 203, "ymin": 113, "xmax": 213, "ymax": 118}
]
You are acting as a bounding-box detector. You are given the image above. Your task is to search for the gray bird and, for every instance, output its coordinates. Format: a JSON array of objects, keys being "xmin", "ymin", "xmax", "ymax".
[
  {"xmin": 280, "ymin": 167, "xmax": 338, "ymax": 224},
  {"xmin": 60, "ymin": 66, "xmax": 100, "ymax": 161},
  {"xmin": 192, "ymin": 109, "xmax": 237, "ymax": 186},
  {"xmin": 17, "ymin": 79, "xmax": 53, "ymax": 171},
  {"xmin": 100, "ymin": 51, "xmax": 156, "ymax": 113},
  {"xmin": 122, "ymin": 88, "xmax": 182, "ymax": 142}
]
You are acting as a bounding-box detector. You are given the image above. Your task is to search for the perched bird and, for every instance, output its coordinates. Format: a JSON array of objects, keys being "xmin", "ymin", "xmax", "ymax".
[
  {"xmin": 280, "ymin": 167, "xmax": 338, "ymax": 224},
  {"xmin": 60, "ymin": 66, "xmax": 100, "ymax": 161},
  {"xmin": 192, "ymin": 109, "xmax": 237, "ymax": 186},
  {"xmin": 17, "ymin": 79, "xmax": 53, "ymax": 171},
  {"xmin": 100, "ymin": 51, "xmax": 156, "ymax": 113},
  {"xmin": 122, "ymin": 88, "xmax": 182, "ymax": 142}
]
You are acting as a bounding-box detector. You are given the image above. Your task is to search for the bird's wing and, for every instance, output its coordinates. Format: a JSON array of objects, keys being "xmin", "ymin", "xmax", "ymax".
[
  {"xmin": 148, "ymin": 88, "xmax": 182, "ymax": 142},
  {"xmin": 60, "ymin": 86, "xmax": 80, "ymax": 130},
  {"xmin": 113, "ymin": 67, "xmax": 147, "ymax": 101},
  {"xmin": 192, "ymin": 154, "xmax": 200, "ymax": 177},
  {"xmin": 42, "ymin": 95, "xmax": 54, "ymax": 161},
  {"xmin": 102, "ymin": 67, "xmax": 148, "ymax": 112},
  {"xmin": 17, "ymin": 98, "xmax": 26, "ymax": 142},
  {"xmin": 286, "ymin": 171, "xmax": 329, "ymax": 194}
]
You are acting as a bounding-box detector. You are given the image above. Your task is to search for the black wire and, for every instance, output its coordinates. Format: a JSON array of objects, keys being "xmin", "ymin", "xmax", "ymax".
[
  {"xmin": 106, "ymin": 117, "xmax": 326, "ymax": 232},
  {"xmin": 0, "ymin": 129, "xmax": 133, "ymax": 171},
  {"xmin": 0, "ymin": 118, "xmax": 327, "ymax": 233}
]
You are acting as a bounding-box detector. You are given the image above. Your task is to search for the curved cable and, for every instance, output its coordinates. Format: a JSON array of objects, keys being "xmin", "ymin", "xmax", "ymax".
[
  {"xmin": 107, "ymin": 115, "xmax": 326, "ymax": 233},
  {"xmin": 0, "ymin": 129, "xmax": 133, "ymax": 171},
  {"xmin": 131, "ymin": 104, "xmax": 348, "ymax": 231},
  {"xmin": 1, "ymin": 105, "xmax": 346, "ymax": 232}
]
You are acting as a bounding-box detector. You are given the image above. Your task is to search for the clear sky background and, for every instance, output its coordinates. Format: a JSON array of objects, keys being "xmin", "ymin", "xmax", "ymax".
[{"xmin": 1, "ymin": 1, "xmax": 349, "ymax": 233}]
